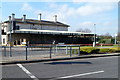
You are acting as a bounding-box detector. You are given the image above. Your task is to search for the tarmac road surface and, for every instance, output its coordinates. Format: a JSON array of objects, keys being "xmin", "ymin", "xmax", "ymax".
[{"xmin": 2, "ymin": 56, "xmax": 119, "ymax": 80}]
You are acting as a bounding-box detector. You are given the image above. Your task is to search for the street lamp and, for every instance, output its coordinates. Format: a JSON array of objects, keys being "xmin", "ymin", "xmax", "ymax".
[
  {"xmin": 93, "ymin": 24, "xmax": 96, "ymax": 47},
  {"xmin": 9, "ymin": 16, "xmax": 12, "ymax": 57},
  {"xmin": 115, "ymin": 33, "xmax": 117, "ymax": 45},
  {"xmin": 0, "ymin": 21, "xmax": 2, "ymax": 46}
]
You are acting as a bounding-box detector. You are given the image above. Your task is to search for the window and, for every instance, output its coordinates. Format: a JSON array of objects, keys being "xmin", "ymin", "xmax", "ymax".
[
  {"xmin": 2, "ymin": 29, "xmax": 4, "ymax": 34},
  {"xmin": 3, "ymin": 38, "xmax": 5, "ymax": 44},
  {"xmin": 2, "ymin": 29, "xmax": 6, "ymax": 35},
  {"xmin": 13, "ymin": 25, "xmax": 20, "ymax": 30},
  {"xmin": 21, "ymin": 39, "xmax": 23, "ymax": 42},
  {"xmin": 16, "ymin": 25, "xmax": 20, "ymax": 30}
]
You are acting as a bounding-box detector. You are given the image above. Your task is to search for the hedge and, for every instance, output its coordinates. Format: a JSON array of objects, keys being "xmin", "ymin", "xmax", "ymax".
[
  {"xmin": 72, "ymin": 47, "xmax": 119, "ymax": 54},
  {"xmin": 80, "ymin": 47, "xmax": 97, "ymax": 54}
]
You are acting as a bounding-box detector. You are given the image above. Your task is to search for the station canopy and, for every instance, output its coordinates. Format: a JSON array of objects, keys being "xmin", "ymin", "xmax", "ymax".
[{"xmin": 11, "ymin": 29, "xmax": 94, "ymax": 36}]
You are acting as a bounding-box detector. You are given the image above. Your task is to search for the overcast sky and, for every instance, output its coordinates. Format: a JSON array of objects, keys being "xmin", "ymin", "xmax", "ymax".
[{"xmin": 1, "ymin": 0, "xmax": 119, "ymax": 36}]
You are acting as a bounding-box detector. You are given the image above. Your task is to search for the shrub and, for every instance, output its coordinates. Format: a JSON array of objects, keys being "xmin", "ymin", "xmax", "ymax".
[
  {"xmin": 80, "ymin": 47, "xmax": 97, "ymax": 54},
  {"xmin": 110, "ymin": 47, "xmax": 120, "ymax": 52},
  {"xmin": 91, "ymin": 49, "xmax": 100, "ymax": 53},
  {"xmin": 71, "ymin": 47, "xmax": 118, "ymax": 55},
  {"xmin": 99, "ymin": 48, "xmax": 115, "ymax": 53}
]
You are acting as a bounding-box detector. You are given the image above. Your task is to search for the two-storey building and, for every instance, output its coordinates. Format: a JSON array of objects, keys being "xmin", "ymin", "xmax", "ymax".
[{"xmin": 1, "ymin": 13, "xmax": 94, "ymax": 46}]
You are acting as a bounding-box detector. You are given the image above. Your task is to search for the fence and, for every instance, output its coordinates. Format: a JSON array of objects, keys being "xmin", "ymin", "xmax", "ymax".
[{"xmin": 1, "ymin": 45, "xmax": 80, "ymax": 62}]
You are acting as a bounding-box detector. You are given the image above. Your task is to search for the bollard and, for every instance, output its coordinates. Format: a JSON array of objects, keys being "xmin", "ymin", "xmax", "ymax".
[{"xmin": 26, "ymin": 46, "xmax": 28, "ymax": 60}]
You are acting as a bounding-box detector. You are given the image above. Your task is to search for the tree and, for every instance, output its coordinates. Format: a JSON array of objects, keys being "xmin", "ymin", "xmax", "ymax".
[
  {"xmin": 117, "ymin": 32, "xmax": 120, "ymax": 42},
  {"xmin": 99, "ymin": 33, "xmax": 112, "ymax": 39},
  {"xmin": 84, "ymin": 28, "xmax": 92, "ymax": 33},
  {"xmin": 76, "ymin": 28, "xmax": 83, "ymax": 32},
  {"xmin": 98, "ymin": 33, "xmax": 113, "ymax": 44},
  {"xmin": 76, "ymin": 28, "xmax": 91, "ymax": 33}
]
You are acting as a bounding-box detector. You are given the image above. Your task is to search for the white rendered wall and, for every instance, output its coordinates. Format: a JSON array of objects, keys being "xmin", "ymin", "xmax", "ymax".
[{"xmin": 17, "ymin": 23, "xmax": 68, "ymax": 31}]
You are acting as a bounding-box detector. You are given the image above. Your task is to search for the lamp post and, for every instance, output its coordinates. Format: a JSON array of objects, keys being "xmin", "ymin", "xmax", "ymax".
[
  {"xmin": 115, "ymin": 33, "xmax": 117, "ymax": 45},
  {"xmin": 9, "ymin": 17, "xmax": 12, "ymax": 57},
  {"xmin": 0, "ymin": 21, "xmax": 2, "ymax": 46},
  {"xmin": 93, "ymin": 24, "xmax": 96, "ymax": 47},
  {"xmin": 8, "ymin": 14, "xmax": 14, "ymax": 57}
]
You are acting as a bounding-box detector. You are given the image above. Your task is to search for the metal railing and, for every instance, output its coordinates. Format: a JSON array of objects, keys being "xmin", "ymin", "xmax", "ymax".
[{"xmin": 1, "ymin": 45, "xmax": 80, "ymax": 61}]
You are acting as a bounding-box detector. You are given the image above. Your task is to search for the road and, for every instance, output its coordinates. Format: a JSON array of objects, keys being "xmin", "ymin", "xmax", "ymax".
[{"xmin": 2, "ymin": 56, "xmax": 119, "ymax": 80}]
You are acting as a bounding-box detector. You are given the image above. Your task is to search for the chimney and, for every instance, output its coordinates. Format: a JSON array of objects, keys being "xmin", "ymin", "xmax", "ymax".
[
  {"xmin": 54, "ymin": 15, "xmax": 57, "ymax": 22},
  {"xmin": 8, "ymin": 16, "xmax": 11, "ymax": 21},
  {"xmin": 22, "ymin": 14, "xmax": 26, "ymax": 22},
  {"xmin": 11, "ymin": 13, "xmax": 15, "ymax": 21},
  {"xmin": 38, "ymin": 13, "xmax": 42, "ymax": 21}
]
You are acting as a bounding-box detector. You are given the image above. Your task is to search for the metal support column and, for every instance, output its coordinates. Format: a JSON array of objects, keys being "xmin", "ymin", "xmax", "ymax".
[
  {"xmin": 78, "ymin": 46, "xmax": 80, "ymax": 56},
  {"xmin": 66, "ymin": 46, "xmax": 68, "ymax": 54},
  {"xmin": 26, "ymin": 46, "xmax": 28, "ymax": 60},
  {"xmin": 50, "ymin": 46, "xmax": 52, "ymax": 59},
  {"xmin": 70, "ymin": 46, "xmax": 72, "ymax": 57},
  {"xmin": 4, "ymin": 46, "xmax": 6, "ymax": 57},
  {"xmin": 9, "ymin": 19, "xmax": 12, "ymax": 57}
]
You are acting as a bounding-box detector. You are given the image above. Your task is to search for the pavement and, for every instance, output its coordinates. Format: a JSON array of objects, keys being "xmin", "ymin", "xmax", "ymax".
[
  {"xmin": 2, "ymin": 56, "xmax": 119, "ymax": 80},
  {"xmin": 1, "ymin": 46, "xmax": 78, "ymax": 64},
  {"xmin": 1, "ymin": 52, "xmax": 120, "ymax": 65},
  {"xmin": 1, "ymin": 46, "xmax": 120, "ymax": 65}
]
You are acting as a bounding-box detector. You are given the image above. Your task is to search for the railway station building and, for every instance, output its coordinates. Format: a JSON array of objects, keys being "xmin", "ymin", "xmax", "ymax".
[{"xmin": 1, "ymin": 13, "xmax": 94, "ymax": 46}]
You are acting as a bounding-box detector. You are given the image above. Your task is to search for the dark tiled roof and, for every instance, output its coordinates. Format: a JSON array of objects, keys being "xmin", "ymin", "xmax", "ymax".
[{"xmin": 4, "ymin": 18, "xmax": 70, "ymax": 27}]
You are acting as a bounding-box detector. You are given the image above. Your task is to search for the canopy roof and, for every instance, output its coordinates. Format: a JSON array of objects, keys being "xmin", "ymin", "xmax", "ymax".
[{"xmin": 11, "ymin": 29, "xmax": 94, "ymax": 36}]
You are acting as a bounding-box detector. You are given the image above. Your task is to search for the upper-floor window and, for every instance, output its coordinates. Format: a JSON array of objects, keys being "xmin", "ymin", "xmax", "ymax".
[
  {"xmin": 16, "ymin": 25, "xmax": 20, "ymax": 30},
  {"xmin": 2, "ymin": 29, "xmax": 6, "ymax": 35},
  {"xmin": 13, "ymin": 25, "xmax": 20, "ymax": 30},
  {"xmin": 30, "ymin": 24, "xmax": 37, "ymax": 29}
]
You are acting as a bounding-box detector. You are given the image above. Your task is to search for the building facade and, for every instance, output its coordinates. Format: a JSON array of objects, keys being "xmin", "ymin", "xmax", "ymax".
[{"xmin": 1, "ymin": 13, "xmax": 94, "ymax": 46}]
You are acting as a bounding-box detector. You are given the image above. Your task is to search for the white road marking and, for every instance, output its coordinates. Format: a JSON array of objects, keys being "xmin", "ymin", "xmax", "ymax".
[
  {"xmin": 17, "ymin": 64, "xmax": 39, "ymax": 80},
  {"xmin": 57, "ymin": 70, "xmax": 104, "ymax": 79}
]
